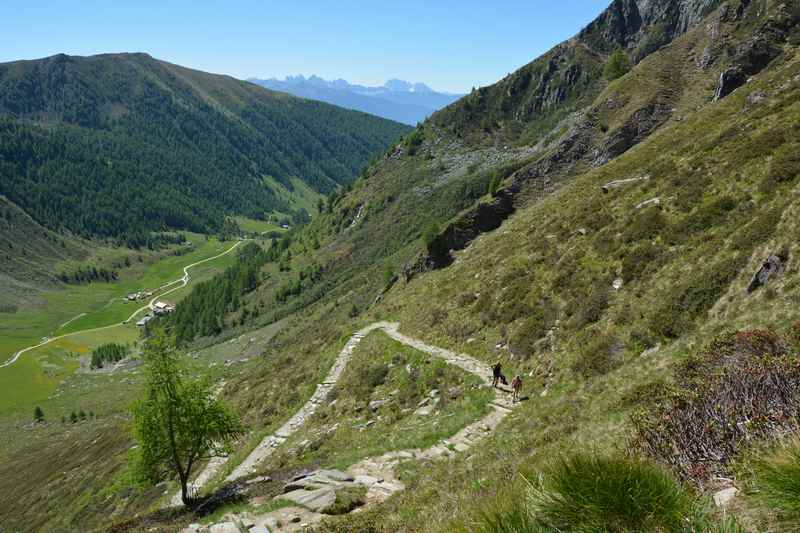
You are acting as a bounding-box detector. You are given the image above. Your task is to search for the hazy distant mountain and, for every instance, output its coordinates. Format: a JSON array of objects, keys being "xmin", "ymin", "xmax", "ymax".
[{"xmin": 248, "ymin": 75, "xmax": 463, "ymax": 125}]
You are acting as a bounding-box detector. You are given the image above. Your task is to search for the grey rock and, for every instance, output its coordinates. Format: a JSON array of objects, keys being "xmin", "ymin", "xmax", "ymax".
[
  {"xmin": 368, "ymin": 399, "xmax": 388, "ymax": 412},
  {"xmin": 713, "ymin": 487, "xmax": 739, "ymax": 507},
  {"xmin": 601, "ymin": 177, "xmax": 648, "ymax": 193},
  {"xmin": 284, "ymin": 469, "xmax": 355, "ymax": 492},
  {"xmin": 640, "ymin": 344, "xmax": 661, "ymax": 357},
  {"xmin": 209, "ymin": 523, "xmax": 241, "ymax": 533},
  {"xmin": 245, "ymin": 475, "xmax": 272, "ymax": 485},
  {"xmin": 746, "ymin": 90, "xmax": 767, "ymax": 106},
  {"xmin": 715, "ymin": 68, "xmax": 746, "ymax": 101},
  {"xmin": 280, "ymin": 487, "xmax": 336, "ymax": 513},
  {"xmin": 635, "ymin": 197, "xmax": 661, "ymax": 209},
  {"xmin": 747, "ymin": 255, "xmax": 784, "ymax": 293},
  {"xmin": 248, "ymin": 526, "xmax": 269, "ymax": 533}
]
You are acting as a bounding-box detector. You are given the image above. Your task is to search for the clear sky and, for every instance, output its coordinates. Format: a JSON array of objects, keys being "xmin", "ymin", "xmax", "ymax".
[{"xmin": 1, "ymin": 1, "xmax": 608, "ymax": 94}]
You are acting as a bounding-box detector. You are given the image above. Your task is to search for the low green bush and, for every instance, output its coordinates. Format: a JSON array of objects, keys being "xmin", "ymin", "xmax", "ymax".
[
  {"xmin": 622, "ymin": 207, "xmax": 667, "ymax": 243},
  {"xmin": 571, "ymin": 330, "xmax": 622, "ymax": 377},
  {"xmin": 668, "ymin": 196, "xmax": 738, "ymax": 244},
  {"xmin": 648, "ymin": 255, "xmax": 745, "ymax": 338},
  {"xmin": 621, "ymin": 241, "xmax": 663, "ymax": 282}
]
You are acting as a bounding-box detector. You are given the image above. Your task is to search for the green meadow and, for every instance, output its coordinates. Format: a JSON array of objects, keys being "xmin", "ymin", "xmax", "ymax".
[{"xmin": 0, "ymin": 236, "xmax": 242, "ymax": 416}]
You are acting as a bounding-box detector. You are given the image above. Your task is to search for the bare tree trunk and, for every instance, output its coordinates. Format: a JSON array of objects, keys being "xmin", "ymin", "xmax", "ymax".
[{"xmin": 180, "ymin": 472, "xmax": 189, "ymax": 506}]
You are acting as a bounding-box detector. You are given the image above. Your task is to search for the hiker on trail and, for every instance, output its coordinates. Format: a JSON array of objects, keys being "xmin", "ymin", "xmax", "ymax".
[
  {"xmin": 492, "ymin": 361, "xmax": 506, "ymax": 388},
  {"xmin": 511, "ymin": 375, "xmax": 522, "ymax": 402}
]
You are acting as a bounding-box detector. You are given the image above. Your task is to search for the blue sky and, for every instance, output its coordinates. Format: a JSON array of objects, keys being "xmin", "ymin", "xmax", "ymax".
[{"xmin": 1, "ymin": 1, "xmax": 608, "ymax": 93}]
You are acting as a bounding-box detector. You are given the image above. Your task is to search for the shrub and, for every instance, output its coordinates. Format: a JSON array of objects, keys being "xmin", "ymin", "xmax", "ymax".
[
  {"xmin": 528, "ymin": 454, "xmax": 698, "ymax": 532},
  {"xmin": 403, "ymin": 128, "xmax": 424, "ymax": 155},
  {"xmin": 603, "ymin": 49, "xmax": 632, "ymax": 81},
  {"xmin": 621, "ymin": 241, "xmax": 663, "ymax": 282},
  {"xmin": 487, "ymin": 171, "xmax": 501, "ymax": 197},
  {"xmin": 631, "ymin": 330, "xmax": 800, "ymax": 481},
  {"xmin": 90, "ymin": 342, "xmax": 130, "ymax": 369},
  {"xmin": 572, "ymin": 330, "xmax": 623, "ymax": 377},
  {"xmin": 668, "ymin": 196, "xmax": 738, "ymax": 243},
  {"xmin": 622, "ymin": 207, "xmax": 666, "ymax": 242},
  {"xmin": 761, "ymin": 143, "xmax": 800, "ymax": 193},
  {"xmin": 508, "ymin": 306, "xmax": 556, "ymax": 358},
  {"xmin": 731, "ymin": 206, "xmax": 783, "ymax": 252},
  {"xmin": 751, "ymin": 437, "xmax": 800, "ymax": 528},
  {"xmin": 648, "ymin": 255, "xmax": 745, "ymax": 338},
  {"xmin": 324, "ymin": 485, "xmax": 367, "ymax": 515},
  {"xmin": 574, "ymin": 286, "xmax": 610, "ymax": 328}
]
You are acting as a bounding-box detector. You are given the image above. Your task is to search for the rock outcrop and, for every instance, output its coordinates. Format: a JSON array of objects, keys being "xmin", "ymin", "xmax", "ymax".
[{"xmin": 747, "ymin": 255, "xmax": 784, "ymax": 293}]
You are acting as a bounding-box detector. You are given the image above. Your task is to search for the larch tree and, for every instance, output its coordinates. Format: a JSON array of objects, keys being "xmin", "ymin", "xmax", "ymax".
[{"xmin": 130, "ymin": 330, "xmax": 243, "ymax": 506}]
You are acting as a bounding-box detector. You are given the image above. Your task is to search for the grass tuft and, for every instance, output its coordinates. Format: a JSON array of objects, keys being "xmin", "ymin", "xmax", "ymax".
[
  {"xmin": 527, "ymin": 453, "xmax": 697, "ymax": 532},
  {"xmin": 751, "ymin": 437, "xmax": 800, "ymax": 528}
]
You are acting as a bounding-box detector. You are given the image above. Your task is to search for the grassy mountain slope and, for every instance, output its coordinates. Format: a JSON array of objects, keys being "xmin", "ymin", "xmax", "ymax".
[
  {"xmin": 175, "ymin": 0, "xmax": 800, "ymax": 529},
  {"xmin": 4, "ymin": 0, "xmax": 800, "ymax": 530},
  {"xmin": 0, "ymin": 53, "xmax": 410, "ymax": 245}
]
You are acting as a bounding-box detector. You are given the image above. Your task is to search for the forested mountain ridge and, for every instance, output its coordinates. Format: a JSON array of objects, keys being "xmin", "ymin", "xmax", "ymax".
[{"xmin": 0, "ymin": 53, "xmax": 410, "ymax": 245}]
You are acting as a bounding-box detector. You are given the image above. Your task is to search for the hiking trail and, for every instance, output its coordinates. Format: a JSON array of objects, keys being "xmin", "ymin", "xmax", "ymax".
[{"xmin": 175, "ymin": 322, "xmax": 517, "ymax": 531}]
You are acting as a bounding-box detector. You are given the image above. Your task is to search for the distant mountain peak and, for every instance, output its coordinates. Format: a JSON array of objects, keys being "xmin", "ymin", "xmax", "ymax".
[{"xmin": 248, "ymin": 75, "xmax": 464, "ymax": 125}]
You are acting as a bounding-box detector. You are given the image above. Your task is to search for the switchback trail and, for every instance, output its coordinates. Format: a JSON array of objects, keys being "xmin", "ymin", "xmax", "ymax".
[
  {"xmin": 0, "ymin": 240, "xmax": 243, "ymax": 369},
  {"xmin": 173, "ymin": 321, "xmax": 516, "ymax": 512}
]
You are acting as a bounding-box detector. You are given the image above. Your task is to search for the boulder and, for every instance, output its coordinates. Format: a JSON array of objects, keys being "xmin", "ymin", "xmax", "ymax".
[
  {"xmin": 747, "ymin": 255, "xmax": 783, "ymax": 293},
  {"xmin": 209, "ymin": 523, "xmax": 241, "ymax": 533},
  {"xmin": 713, "ymin": 487, "xmax": 739, "ymax": 508},
  {"xmin": 368, "ymin": 399, "xmax": 388, "ymax": 412},
  {"xmin": 280, "ymin": 487, "xmax": 336, "ymax": 513},
  {"xmin": 746, "ymin": 90, "xmax": 767, "ymax": 106},
  {"xmin": 245, "ymin": 475, "xmax": 271, "ymax": 485},
  {"xmin": 601, "ymin": 176, "xmax": 648, "ymax": 193},
  {"xmin": 284, "ymin": 469, "xmax": 355, "ymax": 492},
  {"xmin": 635, "ymin": 197, "xmax": 661, "ymax": 209},
  {"xmin": 714, "ymin": 68, "xmax": 746, "ymax": 100}
]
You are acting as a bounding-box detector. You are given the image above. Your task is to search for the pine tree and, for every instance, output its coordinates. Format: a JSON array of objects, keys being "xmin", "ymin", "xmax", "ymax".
[{"xmin": 33, "ymin": 406, "xmax": 44, "ymax": 423}]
